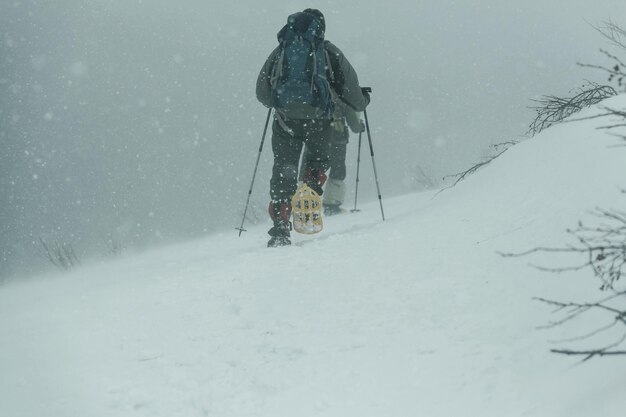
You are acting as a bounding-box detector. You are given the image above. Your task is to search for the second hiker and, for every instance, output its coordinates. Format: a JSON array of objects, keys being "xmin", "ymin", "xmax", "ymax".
[{"xmin": 300, "ymin": 100, "xmax": 365, "ymax": 215}]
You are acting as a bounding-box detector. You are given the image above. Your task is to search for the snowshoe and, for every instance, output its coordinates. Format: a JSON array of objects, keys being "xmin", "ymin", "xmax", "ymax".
[{"xmin": 291, "ymin": 183, "xmax": 323, "ymax": 234}]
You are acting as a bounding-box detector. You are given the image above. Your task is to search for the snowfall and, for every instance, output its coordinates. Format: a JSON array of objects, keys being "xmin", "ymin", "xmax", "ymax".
[{"xmin": 2, "ymin": 95, "xmax": 626, "ymax": 417}]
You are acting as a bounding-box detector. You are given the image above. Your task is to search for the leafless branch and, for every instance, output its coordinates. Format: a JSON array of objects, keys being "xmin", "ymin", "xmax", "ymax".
[
  {"xmin": 550, "ymin": 348, "xmax": 626, "ymax": 361},
  {"xmin": 436, "ymin": 144, "xmax": 515, "ymax": 196},
  {"xmin": 502, "ymin": 208, "xmax": 626, "ymax": 290},
  {"xmin": 534, "ymin": 293, "xmax": 626, "ymax": 361},
  {"xmin": 592, "ymin": 20, "xmax": 626, "ymax": 52},
  {"xmin": 38, "ymin": 238, "xmax": 80, "ymax": 270},
  {"xmin": 503, "ymin": 202, "xmax": 626, "ymax": 360},
  {"xmin": 578, "ymin": 49, "xmax": 626, "ymax": 92},
  {"xmin": 527, "ymin": 83, "xmax": 617, "ymax": 136}
]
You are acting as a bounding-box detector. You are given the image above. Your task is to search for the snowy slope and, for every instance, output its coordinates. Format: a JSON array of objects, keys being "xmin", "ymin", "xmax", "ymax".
[{"xmin": 1, "ymin": 96, "xmax": 626, "ymax": 417}]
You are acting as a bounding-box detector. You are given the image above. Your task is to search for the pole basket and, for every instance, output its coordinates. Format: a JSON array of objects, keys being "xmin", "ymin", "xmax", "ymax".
[{"xmin": 291, "ymin": 183, "xmax": 323, "ymax": 234}]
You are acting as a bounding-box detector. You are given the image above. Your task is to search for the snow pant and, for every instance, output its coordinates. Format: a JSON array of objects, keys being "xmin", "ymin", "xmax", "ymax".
[
  {"xmin": 322, "ymin": 141, "xmax": 348, "ymax": 206},
  {"xmin": 269, "ymin": 118, "xmax": 333, "ymax": 224},
  {"xmin": 328, "ymin": 140, "xmax": 347, "ymax": 180},
  {"xmin": 300, "ymin": 124, "xmax": 349, "ymax": 207}
]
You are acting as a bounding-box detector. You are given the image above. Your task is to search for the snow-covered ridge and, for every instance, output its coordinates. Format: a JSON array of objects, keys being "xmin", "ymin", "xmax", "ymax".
[{"xmin": 1, "ymin": 96, "xmax": 625, "ymax": 417}]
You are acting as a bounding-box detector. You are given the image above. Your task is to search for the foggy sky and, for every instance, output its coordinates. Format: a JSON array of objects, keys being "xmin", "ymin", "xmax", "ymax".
[{"xmin": 2, "ymin": 0, "xmax": 625, "ymax": 279}]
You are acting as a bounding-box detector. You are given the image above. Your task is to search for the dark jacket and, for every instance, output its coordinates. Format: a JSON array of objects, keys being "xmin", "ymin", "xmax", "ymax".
[{"xmin": 256, "ymin": 40, "xmax": 369, "ymax": 114}]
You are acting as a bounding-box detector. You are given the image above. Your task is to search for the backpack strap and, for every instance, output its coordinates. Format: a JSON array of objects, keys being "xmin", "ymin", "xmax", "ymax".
[
  {"xmin": 310, "ymin": 46, "xmax": 318, "ymax": 93},
  {"xmin": 270, "ymin": 43, "xmax": 286, "ymax": 91},
  {"xmin": 325, "ymin": 49, "xmax": 335, "ymax": 84},
  {"xmin": 275, "ymin": 111, "xmax": 295, "ymax": 136}
]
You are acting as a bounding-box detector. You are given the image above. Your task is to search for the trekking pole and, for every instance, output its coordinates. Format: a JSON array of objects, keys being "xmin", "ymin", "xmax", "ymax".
[
  {"xmin": 236, "ymin": 108, "xmax": 272, "ymax": 236},
  {"xmin": 351, "ymin": 131, "xmax": 363, "ymax": 213},
  {"xmin": 362, "ymin": 87, "xmax": 385, "ymax": 221}
]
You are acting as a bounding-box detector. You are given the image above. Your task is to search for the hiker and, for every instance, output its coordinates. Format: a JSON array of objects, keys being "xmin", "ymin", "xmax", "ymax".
[
  {"xmin": 300, "ymin": 100, "xmax": 365, "ymax": 216},
  {"xmin": 256, "ymin": 8, "xmax": 370, "ymax": 247}
]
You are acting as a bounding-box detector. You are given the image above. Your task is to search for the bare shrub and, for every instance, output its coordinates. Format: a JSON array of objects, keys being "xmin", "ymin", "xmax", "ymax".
[
  {"xmin": 578, "ymin": 21, "xmax": 626, "ymax": 92},
  {"xmin": 39, "ymin": 238, "xmax": 80, "ymax": 270},
  {"xmin": 527, "ymin": 83, "xmax": 617, "ymax": 136},
  {"xmin": 501, "ymin": 205, "xmax": 626, "ymax": 360}
]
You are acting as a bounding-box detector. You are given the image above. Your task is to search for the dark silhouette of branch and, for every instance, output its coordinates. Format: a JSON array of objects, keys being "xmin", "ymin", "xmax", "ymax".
[
  {"xmin": 594, "ymin": 107, "xmax": 626, "ymax": 145},
  {"xmin": 491, "ymin": 140, "xmax": 518, "ymax": 151},
  {"xmin": 578, "ymin": 20, "xmax": 626, "ymax": 92},
  {"xmin": 436, "ymin": 143, "xmax": 515, "ymax": 196},
  {"xmin": 578, "ymin": 49, "xmax": 626, "ymax": 86},
  {"xmin": 501, "ymin": 204, "xmax": 626, "ymax": 360},
  {"xmin": 533, "ymin": 293, "xmax": 626, "ymax": 361},
  {"xmin": 442, "ymin": 151, "xmax": 505, "ymax": 184},
  {"xmin": 550, "ymin": 348, "xmax": 626, "ymax": 361},
  {"xmin": 527, "ymin": 83, "xmax": 617, "ymax": 136},
  {"xmin": 501, "ymin": 208, "xmax": 626, "ymax": 290},
  {"xmin": 591, "ymin": 20, "xmax": 626, "ymax": 52}
]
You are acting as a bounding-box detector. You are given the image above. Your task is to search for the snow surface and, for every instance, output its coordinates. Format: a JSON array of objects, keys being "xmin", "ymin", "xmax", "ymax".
[{"xmin": 2, "ymin": 96, "xmax": 626, "ymax": 416}]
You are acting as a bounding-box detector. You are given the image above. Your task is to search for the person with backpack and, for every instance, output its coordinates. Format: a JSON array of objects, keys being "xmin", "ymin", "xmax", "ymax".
[
  {"xmin": 256, "ymin": 8, "xmax": 370, "ymax": 247},
  {"xmin": 300, "ymin": 100, "xmax": 365, "ymax": 216}
]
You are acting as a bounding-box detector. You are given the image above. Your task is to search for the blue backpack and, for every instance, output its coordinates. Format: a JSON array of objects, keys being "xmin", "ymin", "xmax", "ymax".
[{"xmin": 270, "ymin": 12, "xmax": 334, "ymax": 119}]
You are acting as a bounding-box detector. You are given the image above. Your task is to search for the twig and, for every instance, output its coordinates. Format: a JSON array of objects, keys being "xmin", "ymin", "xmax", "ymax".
[
  {"xmin": 551, "ymin": 349, "xmax": 626, "ymax": 361},
  {"xmin": 527, "ymin": 83, "xmax": 617, "ymax": 135},
  {"xmin": 435, "ymin": 146, "xmax": 512, "ymax": 197}
]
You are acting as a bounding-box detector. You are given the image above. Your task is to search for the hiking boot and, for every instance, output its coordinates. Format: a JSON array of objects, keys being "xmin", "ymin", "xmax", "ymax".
[
  {"xmin": 324, "ymin": 204, "xmax": 344, "ymax": 216},
  {"xmin": 267, "ymin": 221, "xmax": 291, "ymax": 247},
  {"xmin": 267, "ymin": 235, "xmax": 291, "ymax": 247}
]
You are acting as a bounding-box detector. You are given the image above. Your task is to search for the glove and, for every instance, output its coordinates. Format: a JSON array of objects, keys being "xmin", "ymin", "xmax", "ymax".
[
  {"xmin": 356, "ymin": 120, "xmax": 365, "ymax": 133},
  {"xmin": 362, "ymin": 90, "xmax": 370, "ymax": 106}
]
